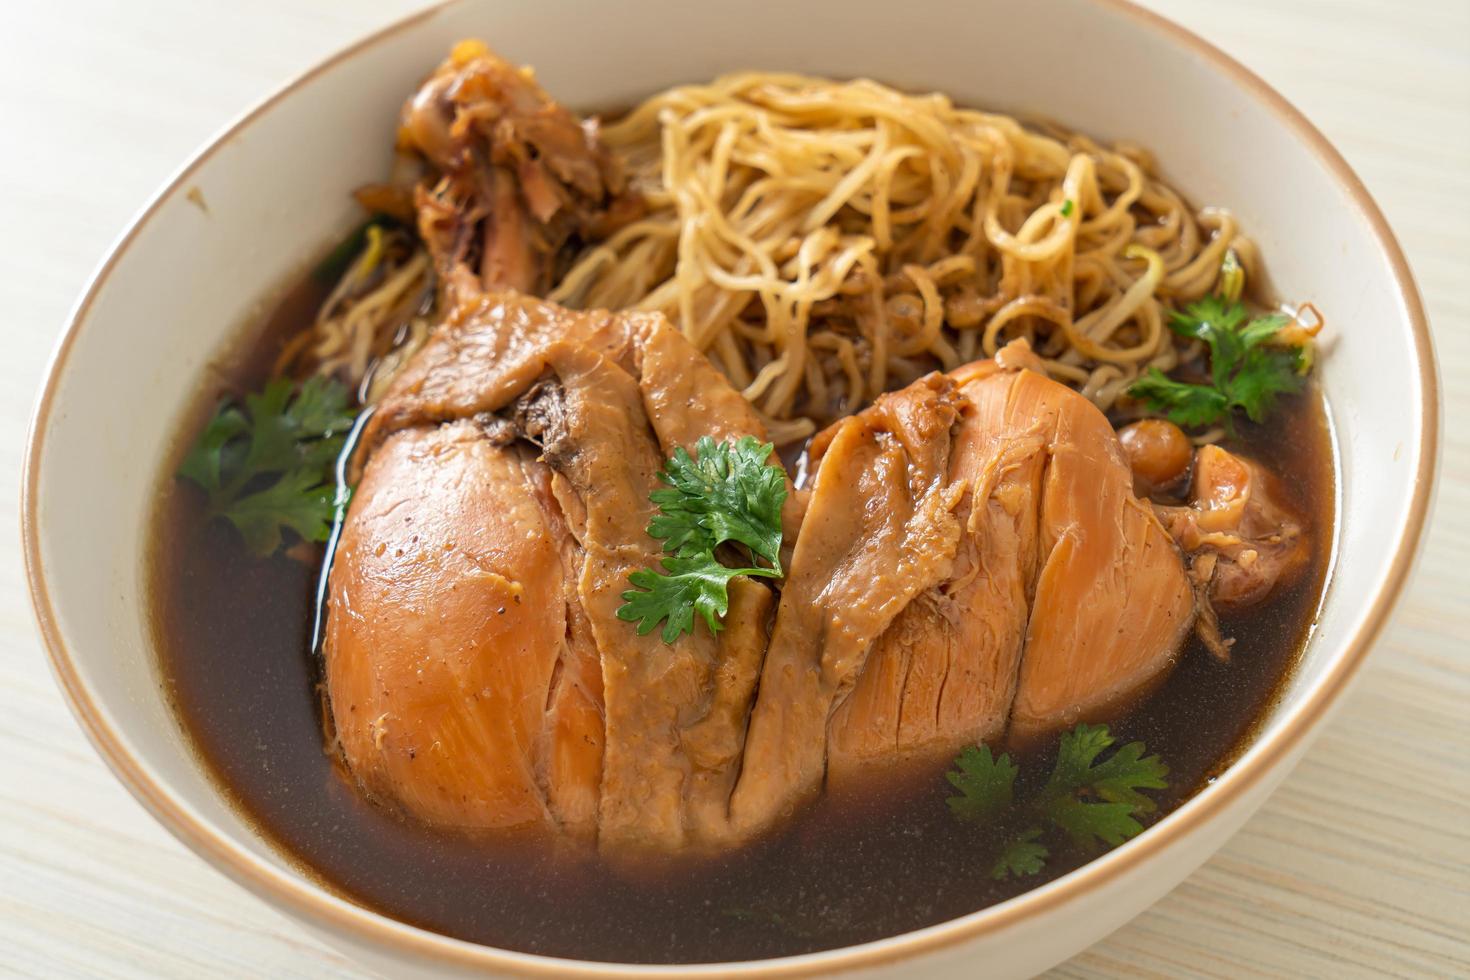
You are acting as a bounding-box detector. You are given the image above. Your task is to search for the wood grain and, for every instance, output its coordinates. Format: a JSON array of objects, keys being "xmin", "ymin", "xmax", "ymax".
[{"xmin": 1, "ymin": 0, "xmax": 1465, "ymax": 976}]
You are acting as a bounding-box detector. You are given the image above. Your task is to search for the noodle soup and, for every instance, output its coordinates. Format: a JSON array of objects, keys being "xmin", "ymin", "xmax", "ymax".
[{"xmin": 151, "ymin": 42, "xmax": 1337, "ymax": 963}]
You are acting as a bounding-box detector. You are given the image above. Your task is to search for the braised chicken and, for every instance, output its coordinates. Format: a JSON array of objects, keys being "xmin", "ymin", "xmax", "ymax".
[
  {"xmin": 811, "ymin": 349, "xmax": 1195, "ymax": 798},
  {"xmin": 1162, "ymin": 445, "xmax": 1310, "ymax": 607},
  {"xmin": 327, "ymin": 304, "xmax": 1215, "ymax": 853},
  {"xmin": 1153, "ymin": 443, "xmax": 1311, "ymax": 659},
  {"xmin": 736, "ymin": 374, "xmax": 969, "ymax": 824},
  {"xmin": 324, "ymin": 418, "xmax": 602, "ymax": 834},
  {"xmin": 328, "ymin": 289, "xmax": 786, "ymax": 854}
]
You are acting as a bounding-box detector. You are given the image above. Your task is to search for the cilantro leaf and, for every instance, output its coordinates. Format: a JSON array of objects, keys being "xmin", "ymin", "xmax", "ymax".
[
  {"xmin": 179, "ymin": 376, "xmax": 356, "ymax": 557},
  {"xmin": 648, "ymin": 435, "xmax": 786, "ymax": 567},
  {"xmin": 1134, "ymin": 294, "xmax": 1310, "ymax": 429},
  {"xmin": 618, "ymin": 436, "xmax": 788, "ymax": 642},
  {"xmin": 1043, "ymin": 797, "xmax": 1148, "ymax": 849},
  {"xmin": 617, "ymin": 552, "xmax": 780, "ymax": 644},
  {"xmin": 237, "ymin": 377, "xmax": 356, "ymax": 480},
  {"xmin": 991, "ymin": 828, "xmax": 1049, "ymax": 880},
  {"xmin": 220, "ymin": 468, "xmax": 341, "ymax": 557},
  {"xmin": 1231, "ymin": 345, "xmax": 1305, "ymax": 423},
  {"xmin": 176, "ymin": 404, "xmax": 247, "ymax": 495},
  {"xmin": 1040, "ymin": 721, "xmax": 1116, "ymax": 795},
  {"xmin": 946, "ymin": 744, "xmax": 1018, "ymax": 823},
  {"xmin": 1035, "ymin": 723, "xmax": 1168, "ymax": 850},
  {"xmin": 946, "ymin": 723, "xmax": 1168, "ymax": 879},
  {"xmin": 1168, "ymin": 295, "xmax": 1248, "ymax": 341},
  {"xmin": 1085, "ymin": 738, "xmax": 1171, "ymax": 814},
  {"xmin": 1128, "ymin": 370, "xmax": 1230, "ymax": 429},
  {"xmin": 1237, "ymin": 312, "xmax": 1292, "ymax": 349}
]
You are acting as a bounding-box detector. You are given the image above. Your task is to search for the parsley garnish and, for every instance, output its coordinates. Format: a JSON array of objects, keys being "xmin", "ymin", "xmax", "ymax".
[
  {"xmin": 179, "ymin": 376, "xmax": 356, "ymax": 557},
  {"xmin": 946, "ymin": 744, "xmax": 1018, "ymax": 823},
  {"xmin": 1036, "ymin": 724, "xmax": 1169, "ymax": 848},
  {"xmin": 648, "ymin": 435, "xmax": 787, "ymax": 566},
  {"xmin": 992, "ymin": 828, "xmax": 1049, "ymax": 879},
  {"xmin": 1128, "ymin": 294, "xmax": 1306, "ymax": 429},
  {"xmin": 1060, "ymin": 198, "xmax": 1074, "ymax": 218},
  {"xmin": 616, "ymin": 435, "xmax": 787, "ymax": 643},
  {"xmin": 946, "ymin": 723, "xmax": 1168, "ymax": 880},
  {"xmin": 619, "ymin": 552, "xmax": 777, "ymax": 643}
]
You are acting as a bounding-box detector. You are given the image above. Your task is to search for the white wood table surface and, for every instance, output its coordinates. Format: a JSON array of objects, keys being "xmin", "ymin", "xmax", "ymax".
[{"xmin": 2, "ymin": 1, "xmax": 1466, "ymax": 976}]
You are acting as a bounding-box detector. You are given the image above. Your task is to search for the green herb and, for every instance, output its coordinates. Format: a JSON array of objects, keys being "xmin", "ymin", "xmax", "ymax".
[
  {"xmin": 179, "ymin": 376, "xmax": 356, "ymax": 557},
  {"xmin": 618, "ymin": 552, "xmax": 780, "ymax": 644},
  {"xmin": 946, "ymin": 723, "xmax": 1167, "ymax": 880},
  {"xmin": 946, "ymin": 744, "xmax": 1018, "ymax": 823},
  {"xmin": 1128, "ymin": 294, "xmax": 1306, "ymax": 429},
  {"xmin": 1060, "ymin": 198, "xmax": 1075, "ymax": 218},
  {"xmin": 992, "ymin": 828, "xmax": 1049, "ymax": 880},
  {"xmin": 617, "ymin": 435, "xmax": 787, "ymax": 642},
  {"xmin": 1034, "ymin": 723, "xmax": 1169, "ymax": 848},
  {"xmin": 647, "ymin": 435, "xmax": 787, "ymax": 564}
]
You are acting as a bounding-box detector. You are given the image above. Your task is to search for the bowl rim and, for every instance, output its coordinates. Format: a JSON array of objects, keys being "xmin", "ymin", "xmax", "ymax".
[{"xmin": 21, "ymin": 0, "xmax": 1440, "ymax": 975}]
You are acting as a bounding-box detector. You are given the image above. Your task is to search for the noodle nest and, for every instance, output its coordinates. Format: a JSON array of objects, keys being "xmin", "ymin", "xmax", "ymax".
[{"xmin": 295, "ymin": 73, "xmax": 1267, "ymax": 444}]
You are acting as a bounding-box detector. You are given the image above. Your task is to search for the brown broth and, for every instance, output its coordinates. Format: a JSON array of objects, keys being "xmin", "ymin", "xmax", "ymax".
[{"xmin": 149, "ymin": 271, "xmax": 1336, "ymax": 964}]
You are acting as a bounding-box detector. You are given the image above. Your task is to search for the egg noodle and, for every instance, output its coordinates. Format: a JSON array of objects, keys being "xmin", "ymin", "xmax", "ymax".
[
  {"xmin": 292, "ymin": 73, "xmax": 1272, "ymax": 445},
  {"xmin": 547, "ymin": 73, "xmax": 1252, "ymax": 444}
]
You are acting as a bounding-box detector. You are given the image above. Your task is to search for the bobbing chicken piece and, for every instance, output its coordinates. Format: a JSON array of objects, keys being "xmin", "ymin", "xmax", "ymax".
[
  {"xmin": 325, "ymin": 418, "xmax": 604, "ymax": 835},
  {"xmin": 326, "ymin": 289, "xmax": 779, "ymax": 852},
  {"xmin": 1159, "ymin": 444, "xmax": 1310, "ymax": 608},
  {"xmin": 825, "ymin": 361, "xmax": 1042, "ymax": 780},
  {"xmin": 397, "ymin": 41, "xmax": 639, "ymax": 299},
  {"xmin": 1154, "ymin": 443, "xmax": 1311, "ymax": 659},
  {"xmin": 513, "ymin": 343, "xmax": 778, "ymax": 853},
  {"xmin": 989, "ymin": 363, "xmax": 1196, "ymax": 746},
  {"xmin": 730, "ymin": 375, "xmax": 968, "ymax": 832},
  {"xmin": 806, "ymin": 344, "xmax": 1196, "ymax": 799}
]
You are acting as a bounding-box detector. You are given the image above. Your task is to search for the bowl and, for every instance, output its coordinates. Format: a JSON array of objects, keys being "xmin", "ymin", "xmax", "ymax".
[{"xmin": 22, "ymin": 0, "xmax": 1438, "ymax": 976}]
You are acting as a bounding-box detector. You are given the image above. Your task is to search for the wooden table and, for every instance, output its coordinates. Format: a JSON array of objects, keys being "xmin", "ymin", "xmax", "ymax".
[{"xmin": 2, "ymin": 1, "xmax": 1465, "ymax": 975}]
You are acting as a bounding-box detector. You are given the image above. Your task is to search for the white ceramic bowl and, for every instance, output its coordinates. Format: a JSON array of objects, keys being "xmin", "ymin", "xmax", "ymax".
[{"xmin": 24, "ymin": 0, "xmax": 1438, "ymax": 977}]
